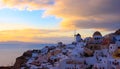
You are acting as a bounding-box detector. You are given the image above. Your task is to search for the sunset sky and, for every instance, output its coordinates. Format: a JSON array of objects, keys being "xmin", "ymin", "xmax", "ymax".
[{"xmin": 0, "ymin": 0, "xmax": 120, "ymax": 43}]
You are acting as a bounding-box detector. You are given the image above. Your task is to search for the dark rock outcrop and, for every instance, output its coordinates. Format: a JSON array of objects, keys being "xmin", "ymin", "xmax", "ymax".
[
  {"xmin": 13, "ymin": 51, "xmax": 32, "ymax": 69},
  {"xmin": 0, "ymin": 66, "xmax": 13, "ymax": 69},
  {"xmin": 13, "ymin": 56, "xmax": 27, "ymax": 69},
  {"xmin": 0, "ymin": 50, "xmax": 32, "ymax": 69},
  {"xmin": 114, "ymin": 29, "xmax": 120, "ymax": 35}
]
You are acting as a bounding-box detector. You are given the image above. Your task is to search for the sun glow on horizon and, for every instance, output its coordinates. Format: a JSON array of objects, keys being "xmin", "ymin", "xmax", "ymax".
[{"xmin": 0, "ymin": 0, "xmax": 119, "ymax": 43}]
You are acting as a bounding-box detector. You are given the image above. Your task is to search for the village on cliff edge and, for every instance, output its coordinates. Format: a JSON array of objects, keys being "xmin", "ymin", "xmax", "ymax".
[{"xmin": 3, "ymin": 29, "xmax": 120, "ymax": 69}]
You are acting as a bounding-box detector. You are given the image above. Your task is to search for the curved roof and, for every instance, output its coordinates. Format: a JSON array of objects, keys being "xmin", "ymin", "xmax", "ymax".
[
  {"xmin": 93, "ymin": 31, "xmax": 102, "ymax": 36},
  {"xmin": 76, "ymin": 33, "xmax": 81, "ymax": 36}
]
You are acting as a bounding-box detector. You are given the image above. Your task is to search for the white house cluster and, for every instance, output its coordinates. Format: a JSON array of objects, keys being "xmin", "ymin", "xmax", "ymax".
[{"xmin": 21, "ymin": 29, "xmax": 120, "ymax": 69}]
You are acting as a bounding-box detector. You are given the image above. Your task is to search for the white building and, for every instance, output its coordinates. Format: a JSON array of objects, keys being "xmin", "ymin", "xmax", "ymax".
[
  {"xmin": 75, "ymin": 33, "xmax": 82, "ymax": 42},
  {"xmin": 93, "ymin": 31, "xmax": 103, "ymax": 44},
  {"xmin": 94, "ymin": 49, "xmax": 108, "ymax": 57},
  {"xmin": 108, "ymin": 59, "xmax": 120, "ymax": 69},
  {"xmin": 84, "ymin": 37, "xmax": 92, "ymax": 44},
  {"xmin": 59, "ymin": 58, "xmax": 85, "ymax": 69},
  {"xmin": 93, "ymin": 63, "xmax": 108, "ymax": 69},
  {"xmin": 109, "ymin": 44, "xmax": 117, "ymax": 55},
  {"xmin": 115, "ymin": 35, "xmax": 120, "ymax": 47}
]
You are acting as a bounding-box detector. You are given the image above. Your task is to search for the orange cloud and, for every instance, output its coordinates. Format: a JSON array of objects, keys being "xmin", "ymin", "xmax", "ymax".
[
  {"xmin": 0, "ymin": 23, "xmax": 33, "ymax": 30},
  {"xmin": 0, "ymin": 0, "xmax": 120, "ymax": 31},
  {"xmin": 45, "ymin": 0, "xmax": 120, "ymax": 31},
  {"xmin": 0, "ymin": 29, "xmax": 73, "ymax": 43},
  {"xmin": 1, "ymin": 0, "xmax": 53, "ymax": 10}
]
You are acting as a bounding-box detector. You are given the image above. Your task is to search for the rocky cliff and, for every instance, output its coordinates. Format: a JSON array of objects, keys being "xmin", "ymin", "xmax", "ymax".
[{"xmin": 0, "ymin": 50, "xmax": 32, "ymax": 69}]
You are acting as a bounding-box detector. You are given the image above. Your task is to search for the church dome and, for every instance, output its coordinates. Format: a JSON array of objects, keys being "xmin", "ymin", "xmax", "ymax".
[
  {"xmin": 76, "ymin": 33, "xmax": 81, "ymax": 36},
  {"xmin": 93, "ymin": 31, "xmax": 102, "ymax": 36}
]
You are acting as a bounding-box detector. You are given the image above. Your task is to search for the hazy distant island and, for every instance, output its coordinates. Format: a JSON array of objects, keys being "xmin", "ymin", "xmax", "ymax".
[{"xmin": 1, "ymin": 29, "xmax": 120, "ymax": 69}]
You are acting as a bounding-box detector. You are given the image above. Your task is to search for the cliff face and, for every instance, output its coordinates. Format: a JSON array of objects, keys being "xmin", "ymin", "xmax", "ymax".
[
  {"xmin": 0, "ymin": 51, "xmax": 32, "ymax": 69},
  {"xmin": 13, "ymin": 56, "xmax": 27, "ymax": 69},
  {"xmin": 13, "ymin": 51, "xmax": 32, "ymax": 69},
  {"xmin": 0, "ymin": 67, "xmax": 13, "ymax": 69},
  {"xmin": 0, "ymin": 29, "xmax": 120, "ymax": 69}
]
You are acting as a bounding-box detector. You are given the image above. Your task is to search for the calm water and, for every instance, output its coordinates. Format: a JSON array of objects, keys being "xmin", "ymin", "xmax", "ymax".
[{"xmin": 0, "ymin": 42, "xmax": 55, "ymax": 66}]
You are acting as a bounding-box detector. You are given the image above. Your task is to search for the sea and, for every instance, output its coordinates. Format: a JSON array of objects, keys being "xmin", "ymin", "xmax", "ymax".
[{"xmin": 0, "ymin": 42, "xmax": 55, "ymax": 66}]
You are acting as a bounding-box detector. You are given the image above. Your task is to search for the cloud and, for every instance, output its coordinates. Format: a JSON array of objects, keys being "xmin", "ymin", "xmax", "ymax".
[
  {"xmin": 45, "ymin": 0, "xmax": 120, "ymax": 31},
  {"xmin": 0, "ymin": 29, "xmax": 73, "ymax": 43},
  {"xmin": 1, "ymin": 0, "xmax": 54, "ymax": 10},
  {"xmin": 0, "ymin": 23, "xmax": 33, "ymax": 30},
  {"xmin": 61, "ymin": 17, "xmax": 120, "ymax": 31},
  {"xmin": 0, "ymin": 0, "xmax": 120, "ymax": 31}
]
